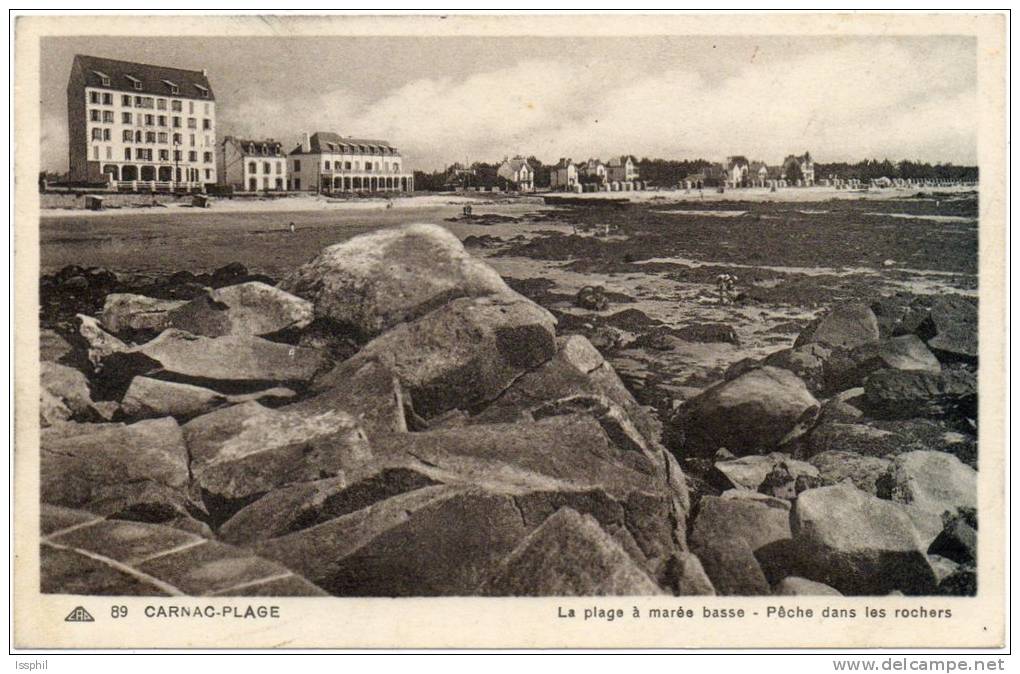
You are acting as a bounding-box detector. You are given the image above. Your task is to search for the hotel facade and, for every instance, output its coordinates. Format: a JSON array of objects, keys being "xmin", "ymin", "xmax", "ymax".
[
  {"xmin": 66, "ymin": 54, "xmax": 217, "ymax": 187},
  {"xmin": 287, "ymin": 132, "xmax": 414, "ymax": 193},
  {"xmin": 218, "ymin": 137, "xmax": 287, "ymax": 192}
]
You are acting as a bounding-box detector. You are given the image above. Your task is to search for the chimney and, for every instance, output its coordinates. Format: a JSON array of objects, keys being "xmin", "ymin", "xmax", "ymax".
[
  {"xmin": 301, "ymin": 132, "xmax": 311, "ymax": 153},
  {"xmin": 201, "ymin": 68, "xmax": 208, "ymax": 77}
]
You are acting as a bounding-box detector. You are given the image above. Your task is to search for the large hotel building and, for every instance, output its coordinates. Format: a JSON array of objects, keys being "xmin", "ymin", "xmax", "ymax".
[
  {"xmin": 288, "ymin": 131, "xmax": 414, "ymax": 193},
  {"xmin": 66, "ymin": 54, "xmax": 217, "ymax": 186}
]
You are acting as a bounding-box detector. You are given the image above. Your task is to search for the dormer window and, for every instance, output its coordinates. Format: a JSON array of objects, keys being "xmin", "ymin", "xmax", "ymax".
[
  {"xmin": 125, "ymin": 74, "xmax": 142, "ymax": 90},
  {"xmin": 162, "ymin": 79, "xmax": 180, "ymax": 95},
  {"xmin": 92, "ymin": 70, "xmax": 111, "ymax": 86},
  {"xmin": 194, "ymin": 84, "xmax": 209, "ymax": 98}
]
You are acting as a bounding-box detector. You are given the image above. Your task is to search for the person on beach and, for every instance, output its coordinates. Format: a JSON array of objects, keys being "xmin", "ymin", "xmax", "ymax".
[{"xmin": 288, "ymin": 222, "xmax": 295, "ymax": 233}]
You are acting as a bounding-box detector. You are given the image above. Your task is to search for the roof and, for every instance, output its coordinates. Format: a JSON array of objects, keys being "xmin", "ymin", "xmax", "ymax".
[
  {"xmin": 553, "ymin": 158, "xmax": 575, "ymax": 169},
  {"xmin": 290, "ymin": 131, "xmax": 400, "ymax": 156},
  {"xmin": 749, "ymin": 161, "xmax": 768, "ymax": 173},
  {"xmin": 502, "ymin": 157, "xmax": 532, "ymax": 172},
  {"xmin": 72, "ymin": 54, "xmax": 215, "ymax": 101},
  {"xmin": 226, "ymin": 137, "xmax": 285, "ymax": 157},
  {"xmin": 726, "ymin": 156, "xmax": 750, "ymax": 168},
  {"xmin": 607, "ymin": 155, "xmax": 633, "ymax": 167}
]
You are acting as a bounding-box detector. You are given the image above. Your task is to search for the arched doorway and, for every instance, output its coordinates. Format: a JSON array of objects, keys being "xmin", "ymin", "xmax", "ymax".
[
  {"xmin": 158, "ymin": 166, "xmax": 173, "ymax": 181},
  {"xmin": 334, "ymin": 177, "xmax": 342, "ymax": 190},
  {"xmin": 102, "ymin": 165, "xmax": 119, "ymax": 180},
  {"xmin": 353, "ymin": 176, "xmax": 362, "ymax": 190},
  {"xmin": 140, "ymin": 165, "xmax": 155, "ymax": 181},
  {"xmin": 249, "ymin": 178, "xmax": 258, "ymax": 191},
  {"xmin": 121, "ymin": 165, "xmax": 138, "ymax": 181},
  {"xmin": 344, "ymin": 177, "xmax": 351, "ymax": 191}
]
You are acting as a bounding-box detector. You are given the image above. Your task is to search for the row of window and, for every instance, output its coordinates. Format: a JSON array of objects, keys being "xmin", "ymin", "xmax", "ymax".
[
  {"xmin": 88, "ymin": 90, "xmax": 209, "ymax": 110},
  {"xmin": 319, "ymin": 159, "xmax": 402, "ymax": 172},
  {"xmin": 247, "ymin": 161, "xmax": 284, "ymax": 175},
  {"xmin": 89, "ymin": 144, "xmax": 212, "ymax": 163},
  {"xmin": 88, "ymin": 109, "xmax": 212, "ymax": 130},
  {"xmin": 90, "ymin": 127, "xmax": 211, "ymax": 147}
]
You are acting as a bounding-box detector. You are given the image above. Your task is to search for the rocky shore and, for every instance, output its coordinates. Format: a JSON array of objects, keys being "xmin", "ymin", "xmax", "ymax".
[{"xmin": 38, "ymin": 222, "xmax": 977, "ymax": 597}]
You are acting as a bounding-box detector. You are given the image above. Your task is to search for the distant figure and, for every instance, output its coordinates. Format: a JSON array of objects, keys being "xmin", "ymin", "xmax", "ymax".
[
  {"xmin": 386, "ymin": 200, "xmax": 394, "ymax": 210},
  {"xmin": 288, "ymin": 222, "xmax": 295, "ymax": 233},
  {"xmin": 716, "ymin": 273, "xmax": 739, "ymax": 304}
]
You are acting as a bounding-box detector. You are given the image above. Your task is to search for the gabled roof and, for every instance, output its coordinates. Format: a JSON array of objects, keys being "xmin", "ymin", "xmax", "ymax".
[
  {"xmin": 726, "ymin": 155, "xmax": 750, "ymax": 169},
  {"xmin": 290, "ymin": 131, "xmax": 400, "ymax": 156},
  {"xmin": 502, "ymin": 157, "xmax": 532, "ymax": 173},
  {"xmin": 607, "ymin": 155, "xmax": 633, "ymax": 167},
  {"xmin": 749, "ymin": 161, "xmax": 768, "ymax": 173},
  {"xmin": 71, "ymin": 54, "xmax": 215, "ymax": 101},
  {"xmin": 553, "ymin": 158, "xmax": 575, "ymax": 170},
  {"xmin": 226, "ymin": 137, "xmax": 285, "ymax": 157}
]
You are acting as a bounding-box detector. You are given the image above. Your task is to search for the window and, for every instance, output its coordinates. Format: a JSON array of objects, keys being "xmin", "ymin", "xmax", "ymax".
[
  {"xmin": 172, "ymin": 133, "xmax": 182, "ymax": 144},
  {"xmin": 99, "ymin": 75, "xmax": 110, "ymax": 87},
  {"xmin": 159, "ymin": 150, "xmax": 169, "ymax": 161},
  {"xmin": 145, "ymin": 114, "xmax": 154, "ymax": 126},
  {"xmin": 205, "ymin": 169, "xmax": 212, "ymax": 180},
  {"xmin": 171, "ymin": 100, "xmax": 182, "ymax": 111},
  {"xmin": 135, "ymin": 131, "xmax": 142, "ymax": 142},
  {"xmin": 187, "ymin": 118, "xmax": 197, "ymax": 129},
  {"xmin": 103, "ymin": 129, "xmax": 111, "ymax": 141},
  {"xmin": 158, "ymin": 116, "xmax": 166, "ymax": 127},
  {"xmin": 189, "ymin": 134, "xmax": 195, "ymax": 147},
  {"xmin": 174, "ymin": 150, "xmax": 181, "ymax": 161},
  {"xmin": 102, "ymin": 93, "xmax": 113, "ymax": 105},
  {"xmin": 122, "ymin": 130, "xmax": 133, "ymax": 142},
  {"xmin": 294, "ymin": 178, "xmax": 301, "ymax": 190},
  {"xmin": 91, "ymin": 128, "xmax": 103, "ymax": 140},
  {"xmin": 124, "ymin": 148, "xmax": 131, "ymax": 160},
  {"xmin": 146, "ymin": 131, "xmax": 156, "ymax": 143},
  {"xmin": 394, "ymin": 162, "xmax": 400, "ymax": 172},
  {"xmin": 202, "ymin": 119, "xmax": 211, "ymax": 130},
  {"xmin": 263, "ymin": 162, "xmax": 270, "ymax": 173},
  {"xmin": 293, "ymin": 160, "xmax": 301, "ymax": 172},
  {"xmin": 365, "ymin": 161, "xmax": 373, "ymax": 171},
  {"xmin": 172, "ymin": 116, "xmax": 181, "ymax": 128},
  {"xmin": 122, "ymin": 95, "xmax": 132, "ymax": 106},
  {"xmin": 324, "ymin": 161, "xmax": 331, "ymax": 170},
  {"xmin": 89, "ymin": 92, "xmax": 100, "ymax": 104},
  {"xmin": 89, "ymin": 110, "xmax": 100, "ymax": 122},
  {"xmin": 103, "ymin": 110, "xmax": 114, "ymax": 123},
  {"xmin": 157, "ymin": 99, "xmax": 167, "ymax": 110},
  {"xmin": 122, "ymin": 112, "xmax": 132, "ymax": 124},
  {"xmin": 133, "ymin": 81, "xmax": 142, "ymax": 91},
  {"xmin": 189, "ymin": 151, "xmax": 197, "ymax": 162},
  {"xmin": 248, "ymin": 162, "xmax": 257, "ymax": 173},
  {"xmin": 345, "ymin": 161, "xmax": 352, "ymax": 170},
  {"xmin": 202, "ymin": 152, "xmax": 211, "ymax": 163},
  {"xmin": 158, "ymin": 132, "xmax": 167, "ymax": 143}
]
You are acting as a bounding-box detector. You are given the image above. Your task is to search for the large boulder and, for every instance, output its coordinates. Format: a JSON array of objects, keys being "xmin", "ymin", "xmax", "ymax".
[
  {"xmin": 301, "ymin": 357, "xmax": 408, "ymax": 438},
  {"xmin": 762, "ymin": 343, "xmax": 832, "ymax": 394},
  {"xmin": 863, "ymin": 368, "xmax": 976, "ymax": 420},
  {"xmin": 805, "ymin": 422, "xmax": 904, "ymax": 458},
  {"xmin": 350, "ymin": 294, "xmax": 556, "ymax": 418},
  {"xmin": 795, "ymin": 303, "xmax": 880, "ymax": 350},
  {"xmin": 75, "ymin": 314, "xmax": 128, "ymax": 368},
  {"xmin": 40, "ymin": 362, "xmax": 98, "ymax": 422},
  {"xmin": 852, "ymin": 334, "xmax": 942, "ymax": 375},
  {"xmin": 103, "ymin": 329, "xmax": 330, "ymax": 390},
  {"xmin": 671, "ymin": 366, "xmax": 819, "ymax": 457},
  {"xmin": 256, "ymin": 486, "xmax": 531, "ymax": 596},
  {"xmin": 481, "ymin": 508, "xmax": 664, "ymax": 596},
  {"xmin": 120, "ymin": 376, "xmax": 295, "ymax": 421},
  {"xmin": 40, "ymin": 329, "xmax": 73, "ymax": 362},
  {"xmin": 40, "ymin": 504, "xmax": 326, "ymax": 596},
  {"xmin": 166, "ymin": 282, "xmax": 314, "ymax": 337},
  {"xmin": 925, "ymin": 296, "xmax": 978, "ymax": 361},
  {"xmin": 876, "ymin": 451, "xmax": 977, "ymax": 546},
  {"xmin": 791, "ymin": 483, "xmax": 936, "ymax": 595},
  {"xmin": 690, "ymin": 496, "xmax": 794, "ymax": 583},
  {"xmin": 712, "ymin": 453, "xmax": 819, "ymax": 491},
  {"xmin": 182, "ymin": 401, "xmax": 370, "ymax": 505},
  {"xmin": 279, "ymin": 223, "xmax": 518, "ymax": 339},
  {"xmin": 692, "ymin": 538, "xmax": 771, "ymax": 596},
  {"xmin": 808, "ymin": 450, "xmax": 891, "ymax": 495},
  {"xmin": 41, "ymin": 418, "xmax": 190, "ymax": 509},
  {"xmin": 773, "ymin": 577, "xmax": 842, "ymax": 596},
  {"xmin": 99, "ymin": 293, "xmax": 188, "ymax": 335}
]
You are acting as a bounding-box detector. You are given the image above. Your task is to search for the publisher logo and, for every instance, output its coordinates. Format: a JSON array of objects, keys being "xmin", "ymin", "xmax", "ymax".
[{"xmin": 64, "ymin": 606, "xmax": 95, "ymax": 622}]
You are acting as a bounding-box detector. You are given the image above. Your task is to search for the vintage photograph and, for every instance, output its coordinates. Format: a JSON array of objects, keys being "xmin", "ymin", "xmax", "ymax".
[{"xmin": 13, "ymin": 12, "xmax": 1007, "ymax": 650}]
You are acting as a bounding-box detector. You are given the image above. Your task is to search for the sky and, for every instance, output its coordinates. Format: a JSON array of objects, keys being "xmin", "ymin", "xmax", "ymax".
[{"xmin": 38, "ymin": 35, "xmax": 977, "ymax": 172}]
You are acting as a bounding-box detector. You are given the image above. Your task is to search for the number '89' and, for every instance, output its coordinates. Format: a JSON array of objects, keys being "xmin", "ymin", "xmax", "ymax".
[{"xmin": 111, "ymin": 605, "xmax": 128, "ymax": 619}]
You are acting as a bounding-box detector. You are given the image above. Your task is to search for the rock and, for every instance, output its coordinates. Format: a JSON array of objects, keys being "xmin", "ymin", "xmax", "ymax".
[
  {"xmin": 927, "ymin": 554, "xmax": 960, "ymax": 585},
  {"xmin": 575, "ymin": 285, "xmax": 610, "ymax": 311},
  {"xmin": 928, "ymin": 516, "xmax": 977, "ymax": 565},
  {"xmin": 256, "ymin": 486, "xmax": 530, "ymax": 596},
  {"xmin": 809, "ymin": 451, "xmax": 891, "ymax": 495},
  {"xmin": 852, "ymin": 334, "xmax": 941, "ymax": 376},
  {"xmin": 40, "ymin": 329, "xmax": 73, "ymax": 362},
  {"xmin": 724, "ymin": 357, "xmax": 760, "ymax": 381},
  {"xmin": 675, "ymin": 323, "xmax": 740, "ymax": 345},
  {"xmin": 817, "ymin": 398, "xmax": 864, "ymax": 423},
  {"xmin": 40, "ymin": 504, "xmax": 326, "ymax": 596},
  {"xmin": 75, "ymin": 314, "xmax": 129, "ymax": 368},
  {"xmin": 481, "ymin": 508, "xmax": 664, "ymax": 596},
  {"xmin": 303, "ymin": 357, "xmax": 409, "ymax": 438},
  {"xmin": 863, "ymin": 368, "xmax": 976, "ymax": 420},
  {"xmin": 40, "ymin": 362, "xmax": 97, "ymax": 421},
  {"xmin": 40, "ymin": 389, "xmax": 72, "ymax": 427},
  {"xmin": 183, "ymin": 401, "xmax": 371, "ymax": 506},
  {"xmin": 41, "ymin": 418, "xmax": 190, "ymax": 509},
  {"xmin": 104, "ymin": 329, "xmax": 330, "ymax": 390},
  {"xmin": 936, "ymin": 568, "xmax": 976, "ymax": 596},
  {"xmin": 763, "ymin": 343, "xmax": 831, "ymax": 394},
  {"xmin": 471, "ymin": 334, "xmax": 661, "ymax": 455},
  {"xmin": 166, "ymin": 282, "xmax": 314, "ymax": 338},
  {"xmin": 210, "ymin": 261, "xmax": 249, "ymax": 287},
  {"xmin": 662, "ymin": 551, "xmax": 716, "ymax": 595},
  {"xmin": 120, "ymin": 376, "xmax": 295, "ymax": 421},
  {"xmin": 791, "ymin": 483, "xmax": 936, "ymax": 595},
  {"xmin": 925, "ymin": 296, "xmax": 978, "ymax": 361},
  {"xmin": 99, "ymin": 293, "xmax": 187, "ymax": 335},
  {"xmin": 805, "ymin": 421, "xmax": 907, "ymax": 458},
  {"xmin": 587, "ymin": 326, "xmax": 626, "ymax": 352},
  {"xmin": 693, "ymin": 538, "xmax": 771, "ymax": 596},
  {"xmin": 795, "ymin": 303, "xmax": 880, "ymax": 350},
  {"xmin": 351, "ymin": 294, "xmax": 556, "ymax": 419},
  {"xmin": 280, "ymin": 223, "xmax": 519, "ymax": 339},
  {"xmin": 876, "ymin": 451, "xmax": 977, "ymax": 546},
  {"xmin": 690, "ymin": 496, "xmax": 792, "ymax": 555},
  {"xmin": 671, "ymin": 367, "xmax": 819, "ymax": 457},
  {"xmin": 773, "ymin": 577, "xmax": 842, "ymax": 596},
  {"xmin": 712, "ymin": 453, "xmax": 819, "ymax": 491},
  {"xmin": 78, "ymin": 480, "xmax": 204, "ymax": 526}
]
